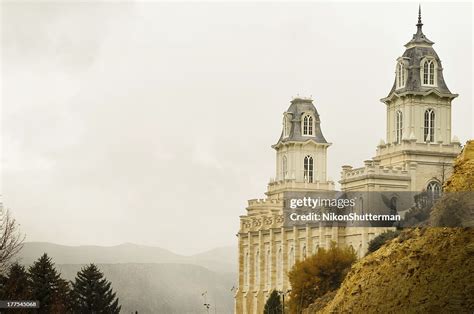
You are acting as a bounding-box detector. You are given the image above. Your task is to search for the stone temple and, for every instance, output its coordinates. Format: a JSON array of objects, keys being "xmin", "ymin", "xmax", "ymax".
[{"xmin": 235, "ymin": 7, "xmax": 462, "ymax": 313}]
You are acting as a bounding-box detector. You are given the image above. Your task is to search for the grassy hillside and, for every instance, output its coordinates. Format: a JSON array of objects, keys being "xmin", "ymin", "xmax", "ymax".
[{"xmin": 320, "ymin": 228, "xmax": 474, "ymax": 313}]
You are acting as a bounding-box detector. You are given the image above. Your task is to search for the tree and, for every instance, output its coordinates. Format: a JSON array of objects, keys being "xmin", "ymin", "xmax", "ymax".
[
  {"xmin": 264, "ymin": 290, "xmax": 282, "ymax": 314},
  {"xmin": 287, "ymin": 243, "xmax": 357, "ymax": 313},
  {"xmin": 71, "ymin": 264, "xmax": 121, "ymax": 314},
  {"xmin": 0, "ymin": 207, "xmax": 25, "ymax": 272},
  {"xmin": 0, "ymin": 262, "xmax": 30, "ymax": 299},
  {"xmin": 28, "ymin": 253, "xmax": 69, "ymax": 314}
]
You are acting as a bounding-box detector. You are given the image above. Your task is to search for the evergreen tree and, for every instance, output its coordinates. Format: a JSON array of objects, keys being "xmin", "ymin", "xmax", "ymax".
[
  {"xmin": 264, "ymin": 290, "xmax": 283, "ymax": 314},
  {"xmin": 0, "ymin": 263, "xmax": 31, "ymax": 314},
  {"xmin": 0, "ymin": 263, "xmax": 30, "ymax": 299},
  {"xmin": 71, "ymin": 264, "xmax": 121, "ymax": 314},
  {"xmin": 28, "ymin": 253, "xmax": 68, "ymax": 314}
]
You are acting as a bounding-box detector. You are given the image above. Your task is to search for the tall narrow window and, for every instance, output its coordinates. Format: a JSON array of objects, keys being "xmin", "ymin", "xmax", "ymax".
[
  {"xmin": 244, "ymin": 252, "xmax": 249, "ymax": 288},
  {"xmin": 424, "ymin": 109, "xmax": 435, "ymax": 142},
  {"xmin": 304, "ymin": 155, "xmax": 314, "ymax": 183},
  {"xmin": 277, "ymin": 247, "xmax": 283, "ymax": 288},
  {"xmin": 303, "ymin": 114, "xmax": 313, "ymax": 136},
  {"xmin": 422, "ymin": 59, "xmax": 436, "ymax": 86},
  {"xmin": 429, "ymin": 61, "xmax": 435, "ymax": 85},
  {"xmin": 255, "ymin": 251, "xmax": 260, "ymax": 287},
  {"xmin": 396, "ymin": 110, "xmax": 403, "ymax": 143},
  {"xmin": 282, "ymin": 116, "xmax": 291, "ymax": 138},
  {"xmin": 288, "ymin": 246, "xmax": 295, "ymax": 269},
  {"xmin": 282, "ymin": 156, "xmax": 288, "ymax": 180},
  {"xmin": 396, "ymin": 62, "xmax": 406, "ymax": 89},
  {"xmin": 265, "ymin": 250, "xmax": 271, "ymax": 289}
]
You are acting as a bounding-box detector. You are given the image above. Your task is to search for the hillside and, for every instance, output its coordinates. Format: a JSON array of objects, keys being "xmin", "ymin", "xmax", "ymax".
[{"xmin": 320, "ymin": 228, "xmax": 474, "ymax": 313}]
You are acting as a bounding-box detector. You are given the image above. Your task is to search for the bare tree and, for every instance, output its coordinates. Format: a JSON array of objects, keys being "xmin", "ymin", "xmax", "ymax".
[{"xmin": 0, "ymin": 204, "xmax": 25, "ymax": 273}]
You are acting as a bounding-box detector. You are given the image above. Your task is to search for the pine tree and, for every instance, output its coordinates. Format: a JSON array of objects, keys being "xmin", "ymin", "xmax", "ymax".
[
  {"xmin": 264, "ymin": 290, "xmax": 283, "ymax": 314},
  {"xmin": 28, "ymin": 253, "xmax": 69, "ymax": 314},
  {"xmin": 0, "ymin": 263, "xmax": 30, "ymax": 299},
  {"xmin": 71, "ymin": 264, "xmax": 121, "ymax": 314}
]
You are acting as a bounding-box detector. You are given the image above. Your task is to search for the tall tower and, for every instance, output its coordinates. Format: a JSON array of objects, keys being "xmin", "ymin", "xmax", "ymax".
[
  {"xmin": 269, "ymin": 97, "xmax": 334, "ymax": 196},
  {"xmin": 341, "ymin": 6, "xmax": 461, "ymax": 193},
  {"xmin": 235, "ymin": 97, "xmax": 334, "ymax": 314},
  {"xmin": 381, "ymin": 5, "xmax": 458, "ymax": 147}
]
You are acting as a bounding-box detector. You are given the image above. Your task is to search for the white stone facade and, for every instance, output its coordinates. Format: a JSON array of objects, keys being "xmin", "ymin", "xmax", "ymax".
[{"xmin": 235, "ymin": 10, "xmax": 461, "ymax": 313}]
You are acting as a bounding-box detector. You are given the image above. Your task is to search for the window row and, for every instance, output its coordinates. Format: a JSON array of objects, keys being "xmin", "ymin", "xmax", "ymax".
[
  {"xmin": 395, "ymin": 58, "xmax": 437, "ymax": 90},
  {"xmin": 281, "ymin": 155, "xmax": 314, "ymax": 182},
  {"xmin": 394, "ymin": 108, "xmax": 436, "ymax": 143},
  {"xmin": 242, "ymin": 245, "xmax": 310, "ymax": 290},
  {"xmin": 283, "ymin": 114, "xmax": 315, "ymax": 138}
]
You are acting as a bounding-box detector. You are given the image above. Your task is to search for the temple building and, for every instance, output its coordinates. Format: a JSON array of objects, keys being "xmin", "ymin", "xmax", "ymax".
[{"xmin": 235, "ymin": 7, "xmax": 461, "ymax": 313}]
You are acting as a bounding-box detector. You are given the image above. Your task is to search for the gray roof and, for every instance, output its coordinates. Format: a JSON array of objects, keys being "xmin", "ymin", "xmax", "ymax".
[
  {"xmin": 384, "ymin": 8, "xmax": 456, "ymax": 101},
  {"xmin": 274, "ymin": 98, "xmax": 328, "ymax": 146}
]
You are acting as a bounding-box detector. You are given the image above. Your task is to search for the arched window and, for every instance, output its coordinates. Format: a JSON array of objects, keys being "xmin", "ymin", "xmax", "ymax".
[
  {"xmin": 396, "ymin": 110, "xmax": 403, "ymax": 143},
  {"xmin": 424, "ymin": 109, "xmax": 435, "ymax": 142},
  {"xmin": 302, "ymin": 114, "xmax": 313, "ymax": 136},
  {"xmin": 282, "ymin": 156, "xmax": 288, "ymax": 180},
  {"xmin": 427, "ymin": 181, "xmax": 441, "ymax": 199},
  {"xmin": 422, "ymin": 59, "xmax": 436, "ymax": 86},
  {"xmin": 396, "ymin": 62, "xmax": 406, "ymax": 89},
  {"xmin": 304, "ymin": 155, "xmax": 314, "ymax": 183},
  {"xmin": 282, "ymin": 116, "xmax": 291, "ymax": 138}
]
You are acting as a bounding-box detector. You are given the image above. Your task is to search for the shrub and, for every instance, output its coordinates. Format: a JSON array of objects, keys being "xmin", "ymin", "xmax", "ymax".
[
  {"xmin": 367, "ymin": 230, "xmax": 401, "ymax": 254},
  {"xmin": 287, "ymin": 242, "xmax": 356, "ymax": 313}
]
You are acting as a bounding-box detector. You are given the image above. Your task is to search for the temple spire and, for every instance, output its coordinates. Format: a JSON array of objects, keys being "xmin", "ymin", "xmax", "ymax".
[{"xmin": 416, "ymin": 4, "xmax": 423, "ymax": 34}]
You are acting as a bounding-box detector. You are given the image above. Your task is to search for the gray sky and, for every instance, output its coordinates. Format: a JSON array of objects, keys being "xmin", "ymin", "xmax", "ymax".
[{"xmin": 1, "ymin": 2, "xmax": 472, "ymax": 254}]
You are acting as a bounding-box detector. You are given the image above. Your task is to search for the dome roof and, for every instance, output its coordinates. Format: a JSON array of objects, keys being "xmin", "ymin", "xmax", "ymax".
[
  {"xmin": 383, "ymin": 6, "xmax": 457, "ymax": 102},
  {"xmin": 274, "ymin": 97, "xmax": 328, "ymax": 146}
]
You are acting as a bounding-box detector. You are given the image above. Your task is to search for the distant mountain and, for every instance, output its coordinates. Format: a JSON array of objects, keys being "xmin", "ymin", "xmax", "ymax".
[
  {"xmin": 16, "ymin": 243, "xmax": 238, "ymax": 313},
  {"xmin": 18, "ymin": 242, "xmax": 237, "ymax": 273}
]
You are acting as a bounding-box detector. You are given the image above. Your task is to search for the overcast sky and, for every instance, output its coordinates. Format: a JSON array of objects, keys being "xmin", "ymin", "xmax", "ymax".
[{"xmin": 1, "ymin": 2, "xmax": 472, "ymax": 255}]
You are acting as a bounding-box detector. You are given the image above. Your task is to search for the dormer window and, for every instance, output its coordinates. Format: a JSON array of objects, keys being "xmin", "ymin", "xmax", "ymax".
[
  {"xmin": 396, "ymin": 61, "xmax": 406, "ymax": 89},
  {"xmin": 302, "ymin": 114, "xmax": 314, "ymax": 136},
  {"xmin": 282, "ymin": 115, "xmax": 291, "ymax": 138},
  {"xmin": 421, "ymin": 58, "xmax": 436, "ymax": 86}
]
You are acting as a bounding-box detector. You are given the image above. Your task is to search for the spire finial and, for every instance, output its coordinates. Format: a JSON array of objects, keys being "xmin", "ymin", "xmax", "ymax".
[
  {"xmin": 418, "ymin": 4, "xmax": 422, "ymax": 24},
  {"xmin": 416, "ymin": 4, "xmax": 423, "ymax": 34}
]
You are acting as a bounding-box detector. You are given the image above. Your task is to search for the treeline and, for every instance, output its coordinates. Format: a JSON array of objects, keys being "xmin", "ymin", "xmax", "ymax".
[{"xmin": 0, "ymin": 253, "xmax": 121, "ymax": 314}]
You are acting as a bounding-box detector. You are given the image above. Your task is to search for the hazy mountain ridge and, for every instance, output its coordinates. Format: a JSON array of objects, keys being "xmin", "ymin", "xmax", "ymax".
[
  {"xmin": 16, "ymin": 242, "xmax": 237, "ymax": 313},
  {"xmin": 18, "ymin": 242, "xmax": 237, "ymax": 273}
]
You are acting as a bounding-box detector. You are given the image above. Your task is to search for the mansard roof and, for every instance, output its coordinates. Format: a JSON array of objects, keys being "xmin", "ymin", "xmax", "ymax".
[
  {"xmin": 382, "ymin": 6, "xmax": 457, "ymax": 103},
  {"xmin": 274, "ymin": 97, "xmax": 328, "ymax": 147}
]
